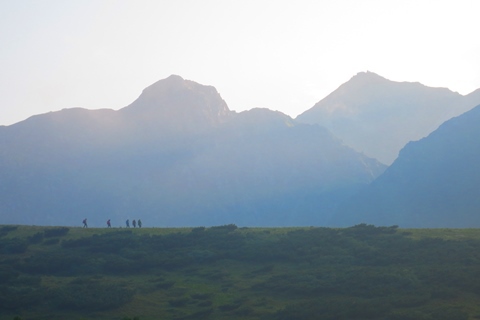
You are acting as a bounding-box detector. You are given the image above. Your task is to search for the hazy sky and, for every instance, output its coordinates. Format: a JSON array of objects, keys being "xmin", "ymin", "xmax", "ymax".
[{"xmin": 1, "ymin": 0, "xmax": 479, "ymax": 126}]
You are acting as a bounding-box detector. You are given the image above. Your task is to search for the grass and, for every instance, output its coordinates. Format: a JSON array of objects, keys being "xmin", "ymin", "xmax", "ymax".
[
  {"xmin": 406, "ymin": 228, "xmax": 480, "ymax": 241},
  {"xmin": 2, "ymin": 224, "xmax": 480, "ymax": 319}
]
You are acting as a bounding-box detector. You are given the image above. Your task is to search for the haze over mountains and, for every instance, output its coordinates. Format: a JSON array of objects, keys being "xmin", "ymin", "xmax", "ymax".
[
  {"xmin": 297, "ymin": 71, "xmax": 480, "ymax": 164},
  {"xmin": 336, "ymin": 104, "xmax": 480, "ymax": 227},
  {"xmin": 0, "ymin": 75, "xmax": 384, "ymax": 227},
  {"xmin": 1, "ymin": 73, "xmax": 480, "ymax": 227}
]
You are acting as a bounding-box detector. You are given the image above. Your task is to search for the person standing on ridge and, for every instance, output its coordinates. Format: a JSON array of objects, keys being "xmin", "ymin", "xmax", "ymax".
[
  {"xmin": 132, "ymin": 219, "xmax": 136, "ymax": 228},
  {"xmin": 138, "ymin": 219, "xmax": 142, "ymax": 228},
  {"xmin": 107, "ymin": 219, "xmax": 111, "ymax": 228},
  {"xmin": 83, "ymin": 218, "xmax": 88, "ymax": 228},
  {"xmin": 126, "ymin": 219, "xmax": 130, "ymax": 228}
]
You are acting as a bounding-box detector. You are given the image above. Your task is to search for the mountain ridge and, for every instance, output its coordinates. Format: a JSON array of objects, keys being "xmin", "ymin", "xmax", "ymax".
[
  {"xmin": 335, "ymin": 104, "xmax": 480, "ymax": 228},
  {"xmin": 0, "ymin": 75, "xmax": 385, "ymax": 227},
  {"xmin": 296, "ymin": 71, "xmax": 479, "ymax": 164}
]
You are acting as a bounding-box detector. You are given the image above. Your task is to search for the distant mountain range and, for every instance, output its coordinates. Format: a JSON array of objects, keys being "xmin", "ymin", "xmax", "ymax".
[
  {"xmin": 0, "ymin": 75, "xmax": 385, "ymax": 227},
  {"xmin": 297, "ymin": 71, "xmax": 480, "ymax": 164},
  {"xmin": 335, "ymin": 104, "xmax": 480, "ymax": 227},
  {"xmin": 2, "ymin": 73, "xmax": 480, "ymax": 228}
]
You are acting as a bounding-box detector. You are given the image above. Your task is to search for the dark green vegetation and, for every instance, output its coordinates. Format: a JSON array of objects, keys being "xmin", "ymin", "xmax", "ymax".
[{"xmin": 2, "ymin": 224, "xmax": 480, "ymax": 320}]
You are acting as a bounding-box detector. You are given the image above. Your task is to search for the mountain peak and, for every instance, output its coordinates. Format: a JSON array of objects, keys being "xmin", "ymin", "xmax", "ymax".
[
  {"xmin": 296, "ymin": 71, "xmax": 479, "ymax": 165},
  {"xmin": 166, "ymin": 74, "xmax": 184, "ymax": 80},
  {"xmin": 345, "ymin": 71, "xmax": 391, "ymax": 89},
  {"xmin": 352, "ymin": 71, "xmax": 384, "ymax": 80},
  {"xmin": 140, "ymin": 74, "xmax": 212, "ymax": 98},
  {"xmin": 120, "ymin": 75, "xmax": 231, "ymax": 131}
]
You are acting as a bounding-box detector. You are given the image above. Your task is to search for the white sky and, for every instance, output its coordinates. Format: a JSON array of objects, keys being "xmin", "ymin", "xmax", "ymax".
[{"xmin": 1, "ymin": 0, "xmax": 479, "ymax": 126}]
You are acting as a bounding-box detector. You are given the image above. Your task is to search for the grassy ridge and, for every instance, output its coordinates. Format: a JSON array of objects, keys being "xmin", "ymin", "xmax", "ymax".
[{"xmin": 1, "ymin": 224, "xmax": 480, "ymax": 320}]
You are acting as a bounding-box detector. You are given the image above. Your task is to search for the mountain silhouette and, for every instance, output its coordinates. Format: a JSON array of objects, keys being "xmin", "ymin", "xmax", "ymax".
[
  {"xmin": 0, "ymin": 75, "xmax": 385, "ymax": 227},
  {"xmin": 120, "ymin": 75, "xmax": 231, "ymax": 135},
  {"xmin": 296, "ymin": 71, "xmax": 480, "ymax": 164},
  {"xmin": 335, "ymin": 104, "xmax": 480, "ymax": 227}
]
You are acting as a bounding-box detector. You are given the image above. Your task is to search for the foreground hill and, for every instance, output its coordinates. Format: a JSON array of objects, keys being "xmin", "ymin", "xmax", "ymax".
[
  {"xmin": 296, "ymin": 71, "xmax": 480, "ymax": 164},
  {"xmin": 1, "ymin": 224, "xmax": 480, "ymax": 320},
  {"xmin": 336, "ymin": 104, "xmax": 480, "ymax": 227},
  {"xmin": 0, "ymin": 75, "xmax": 385, "ymax": 227}
]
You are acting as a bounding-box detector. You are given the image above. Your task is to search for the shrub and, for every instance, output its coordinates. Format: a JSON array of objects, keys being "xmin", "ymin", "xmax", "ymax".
[
  {"xmin": 0, "ymin": 239, "xmax": 28, "ymax": 254},
  {"xmin": 209, "ymin": 224, "xmax": 238, "ymax": 232},
  {"xmin": 42, "ymin": 238, "xmax": 60, "ymax": 246},
  {"xmin": 28, "ymin": 232, "xmax": 44, "ymax": 244},
  {"xmin": 0, "ymin": 226, "xmax": 18, "ymax": 236},
  {"xmin": 0, "ymin": 285, "xmax": 46, "ymax": 310},
  {"xmin": 218, "ymin": 302, "xmax": 242, "ymax": 312},
  {"xmin": 0, "ymin": 266, "xmax": 18, "ymax": 284},
  {"xmin": 43, "ymin": 227, "xmax": 69, "ymax": 238},
  {"xmin": 430, "ymin": 307, "xmax": 468, "ymax": 320},
  {"xmin": 155, "ymin": 280, "xmax": 175, "ymax": 290},
  {"xmin": 274, "ymin": 297, "xmax": 391, "ymax": 320},
  {"xmin": 21, "ymin": 251, "xmax": 85, "ymax": 275},
  {"xmin": 54, "ymin": 278, "xmax": 134, "ymax": 311},
  {"xmin": 168, "ymin": 297, "xmax": 189, "ymax": 307}
]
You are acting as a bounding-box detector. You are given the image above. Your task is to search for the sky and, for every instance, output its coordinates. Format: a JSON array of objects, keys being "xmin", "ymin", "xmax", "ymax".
[{"xmin": 1, "ymin": 0, "xmax": 480, "ymax": 126}]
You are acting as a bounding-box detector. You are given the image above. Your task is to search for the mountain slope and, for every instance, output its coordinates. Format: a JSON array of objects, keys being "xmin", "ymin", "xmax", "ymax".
[
  {"xmin": 0, "ymin": 76, "xmax": 385, "ymax": 227},
  {"xmin": 296, "ymin": 72, "xmax": 480, "ymax": 164},
  {"xmin": 335, "ymin": 104, "xmax": 480, "ymax": 227},
  {"xmin": 120, "ymin": 75, "xmax": 231, "ymax": 137}
]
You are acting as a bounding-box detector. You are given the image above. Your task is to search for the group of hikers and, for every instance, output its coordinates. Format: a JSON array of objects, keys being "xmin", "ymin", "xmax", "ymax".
[
  {"xmin": 82, "ymin": 218, "xmax": 142, "ymax": 228},
  {"xmin": 124, "ymin": 219, "xmax": 142, "ymax": 228}
]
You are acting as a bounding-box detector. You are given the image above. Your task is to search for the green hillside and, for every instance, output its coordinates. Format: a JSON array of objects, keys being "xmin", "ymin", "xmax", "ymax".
[{"xmin": 1, "ymin": 224, "xmax": 480, "ymax": 320}]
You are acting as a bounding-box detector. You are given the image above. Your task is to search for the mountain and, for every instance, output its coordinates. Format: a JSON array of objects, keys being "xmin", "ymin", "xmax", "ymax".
[
  {"xmin": 0, "ymin": 75, "xmax": 386, "ymax": 227},
  {"xmin": 334, "ymin": 104, "xmax": 480, "ymax": 228},
  {"xmin": 296, "ymin": 72, "xmax": 480, "ymax": 164},
  {"xmin": 120, "ymin": 75, "xmax": 231, "ymax": 137}
]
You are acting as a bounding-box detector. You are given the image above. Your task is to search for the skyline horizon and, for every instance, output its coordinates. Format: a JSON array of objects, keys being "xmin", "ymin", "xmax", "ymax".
[
  {"xmin": 2, "ymin": 1, "xmax": 479, "ymax": 126},
  {"xmin": 2, "ymin": 70, "xmax": 479, "ymax": 127}
]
